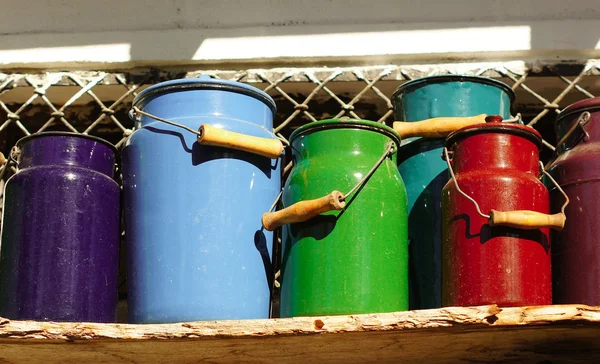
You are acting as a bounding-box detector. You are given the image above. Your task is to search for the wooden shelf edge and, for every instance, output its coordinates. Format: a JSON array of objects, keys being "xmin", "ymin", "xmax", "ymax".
[{"xmin": 1, "ymin": 304, "xmax": 600, "ymax": 341}]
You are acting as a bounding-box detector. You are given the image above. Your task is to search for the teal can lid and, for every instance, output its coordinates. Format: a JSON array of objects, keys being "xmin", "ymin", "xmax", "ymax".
[{"xmin": 392, "ymin": 74, "xmax": 515, "ymax": 103}]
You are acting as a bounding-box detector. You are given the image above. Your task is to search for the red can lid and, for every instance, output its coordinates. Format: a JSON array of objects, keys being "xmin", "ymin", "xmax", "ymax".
[{"xmin": 446, "ymin": 115, "xmax": 542, "ymax": 149}]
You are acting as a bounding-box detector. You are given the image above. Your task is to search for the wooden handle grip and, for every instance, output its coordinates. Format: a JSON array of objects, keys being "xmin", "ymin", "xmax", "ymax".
[
  {"xmin": 489, "ymin": 210, "xmax": 566, "ymax": 231},
  {"xmin": 393, "ymin": 114, "xmax": 488, "ymax": 138},
  {"xmin": 198, "ymin": 124, "xmax": 284, "ymax": 159},
  {"xmin": 262, "ymin": 191, "xmax": 346, "ymax": 231},
  {"xmin": 0, "ymin": 152, "xmax": 5, "ymax": 165}
]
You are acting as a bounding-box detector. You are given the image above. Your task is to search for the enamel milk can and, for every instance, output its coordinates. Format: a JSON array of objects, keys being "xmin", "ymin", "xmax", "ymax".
[
  {"xmin": 123, "ymin": 76, "xmax": 282, "ymax": 323},
  {"xmin": 392, "ymin": 75, "xmax": 515, "ymax": 309},
  {"xmin": 262, "ymin": 118, "xmax": 409, "ymax": 317},
  {"xmin": 442, "ymin": 116, "xmax": 566, "ymax": 307},
  {"xmin": 548, "ymin": 97, "xmax": 600, "ymax": 305},
  {"xmin": 0, "ymin": 133, "xmax": 120, "ymax": 322}
]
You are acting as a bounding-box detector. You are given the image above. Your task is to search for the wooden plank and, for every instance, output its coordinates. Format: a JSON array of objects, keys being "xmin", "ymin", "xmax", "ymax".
[{"xmin": 1, "ymin": 305, "xmax": 600, "ymax": 363}]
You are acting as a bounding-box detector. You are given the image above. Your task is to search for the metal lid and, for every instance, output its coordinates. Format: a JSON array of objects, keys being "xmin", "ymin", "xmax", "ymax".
[
  {"xmin": 132, "ymin": 75, "xmax": 277, "ymax": 113},
  {"xmin": 445, "ymin": 116, "xmax": 542, "ymax": 149},
  {"xmin": 556, "ymin": 97, "xmax": 600, "ymax": 123},
  {"xmin": 290, "ymin": 117, "xmax": 402, "ymax": 146},
  {"xmin": 16, "ymin": 132, "xmax": 117, "ymax": 152},
  {"xmin": 392, "ymin": 74, "xmax": 515, "ymax": 102}
]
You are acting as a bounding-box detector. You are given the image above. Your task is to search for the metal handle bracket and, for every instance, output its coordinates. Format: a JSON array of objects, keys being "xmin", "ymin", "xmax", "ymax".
[
  {"xmin": 443, "ymin": 147, "xmax": 568, "ymax": 231},
  {"xmin": 262, "ymin": 142, "xmax": 396, "ymax": 231},
  {"xmin": 130, "ymin": 106, "xmax": 284, "ymax": 158}
]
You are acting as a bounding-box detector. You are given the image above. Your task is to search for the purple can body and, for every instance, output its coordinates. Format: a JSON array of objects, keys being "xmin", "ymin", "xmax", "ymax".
[
  {"xmin": 0, "ymin": 132, "xmax": 120, "ymax": 322},
  {"xmin": 549, "ymin": 98, "xmax": 600, "ymax": 305}
]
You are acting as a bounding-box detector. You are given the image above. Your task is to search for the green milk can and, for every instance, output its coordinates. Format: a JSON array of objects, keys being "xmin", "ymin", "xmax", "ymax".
[{"xmin": 262, "ymin": 118, "xmax": 408, "ymax": 317}]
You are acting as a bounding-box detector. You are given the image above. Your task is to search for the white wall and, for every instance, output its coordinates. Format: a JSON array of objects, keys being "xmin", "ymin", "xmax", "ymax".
[{"xmin": 0, "ymin": 0, "xmax": 599, "ymax": 69}]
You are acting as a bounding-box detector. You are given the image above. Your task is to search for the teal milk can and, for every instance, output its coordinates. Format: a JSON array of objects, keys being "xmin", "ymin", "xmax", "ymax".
[{"xmin": 392, "ymin": 75, "xmax": 515, "ymax": 309}]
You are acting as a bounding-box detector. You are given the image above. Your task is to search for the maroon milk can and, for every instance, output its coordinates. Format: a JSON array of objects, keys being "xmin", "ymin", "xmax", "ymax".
[
  {"xmin": 441, "ymin": 116, "xmax": 567, "ymax": 307},
  {"xmin": 548, "ymin": 97, "xmax": 600, "ymax": 305}
]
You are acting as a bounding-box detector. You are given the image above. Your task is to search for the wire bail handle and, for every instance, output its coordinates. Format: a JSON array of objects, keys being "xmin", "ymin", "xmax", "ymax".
[
  {"xmin": 129, "ymin": 106, "xmax": 285, "ymax": 159},
  {"xmin": 261, "ymin": 142, "xmax": 396, "ymax": 231},
  {"xmin": 0, "ymin": 146, "xmax": 21, "ymax": 181},
  {"xmin": 443, "ymin": 147, "xmax": 568, "ymax": 231},
  {"xmin": 544, "ymin": 111, "xmax": 592, "ymax": 170},
  {"xmin": 556, "ymin": 111, "xmax": 592, "ymax": 151}
]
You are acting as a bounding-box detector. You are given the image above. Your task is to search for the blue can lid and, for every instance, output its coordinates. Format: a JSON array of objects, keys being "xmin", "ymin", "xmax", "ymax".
[{"xmin": 132, "ymin": 75, "xmax": 276, "ymax": 113}]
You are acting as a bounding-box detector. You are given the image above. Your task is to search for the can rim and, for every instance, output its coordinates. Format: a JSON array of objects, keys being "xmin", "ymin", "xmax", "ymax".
[
  {"xmin": 132, "ymin": 78, "xmax": 277, "ymax": 114},
  {"xmin": 391, "ymin": 74, "xmax": 515, "ymax": 102},
  {"xmin": 290, "ymin": 118, "xmax": 402, "ymax": 146},
  {"xmin": 15, "ymin": 132, "xmax": 117, "ymax": 152},
  {"xmin": 556, "ymin": 97, "xmax": 600, "ymax": 124},
  {"xmin": 445, "ymin": 124, "xmax": 542, "ymax": 150}
]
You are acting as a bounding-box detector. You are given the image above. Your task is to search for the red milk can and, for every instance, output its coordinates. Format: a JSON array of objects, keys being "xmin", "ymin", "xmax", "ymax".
[
  {"xmin": 548, "ymin": 98, "xmax": 600, "ymax": 305},
  {"xmin": 441, "ymin": 116, "xmax": 567, "ymax": 307}
]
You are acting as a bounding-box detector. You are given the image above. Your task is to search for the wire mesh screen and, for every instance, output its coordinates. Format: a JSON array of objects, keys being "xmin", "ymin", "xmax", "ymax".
[
  {"xmin": 1, "ymin": 62, "xmax": 599, "ymax": 155},
  {"xmin": 0, "ymin": 60, "xmax": 599, "ymax": 320}
]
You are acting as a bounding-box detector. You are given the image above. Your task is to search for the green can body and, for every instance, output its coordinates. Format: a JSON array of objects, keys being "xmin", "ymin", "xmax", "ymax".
[{"xmin": 280, "ymin": 119, "xmax": 408, "ymax": 317}]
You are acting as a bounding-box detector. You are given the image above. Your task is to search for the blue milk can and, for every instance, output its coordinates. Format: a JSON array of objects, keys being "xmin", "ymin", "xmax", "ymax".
[
  {"xmin": 122, "ymin": 76, "xmax": 280, "ymax": 323},
  {"xmin": 392, "ymin": 75, "xmax": 514, "ymax": 309}
]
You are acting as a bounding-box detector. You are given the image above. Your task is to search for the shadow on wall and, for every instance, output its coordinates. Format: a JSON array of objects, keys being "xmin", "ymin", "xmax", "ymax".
[{"xmin": 0, "ymin": 0, "xmax": 599, "ymax": 64}]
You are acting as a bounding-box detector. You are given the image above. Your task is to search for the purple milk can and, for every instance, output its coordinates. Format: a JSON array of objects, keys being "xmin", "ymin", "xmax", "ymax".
[
  {"xmin": 0, "ymin": 133, "xmax": 120, "ymax": 322},
  {"xmin": 548, "ymin": 97, "xmax": 600, "ymax": 305}
]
